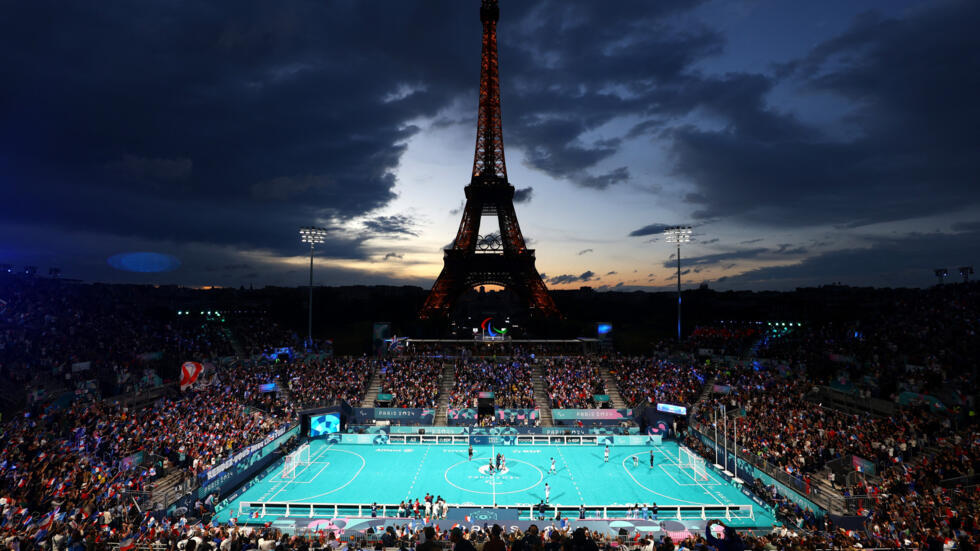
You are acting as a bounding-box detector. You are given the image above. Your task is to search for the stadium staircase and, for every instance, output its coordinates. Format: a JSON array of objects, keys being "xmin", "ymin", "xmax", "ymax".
[
  {"xmin": 598, "ymin": 366, "xmax": 627, "ymax": 409},
  {"xmin": 435, "ymin": 362, "xmax": 454, "ymax": 426},
  {"xmin": 359, "ymin": 364, "xmax": 382, "ymax": 408},
  {"xmin": 532, "ymin": 364, "xmax": 554, "ymax": 426},
  {"xmin": 149, "ymin": 470, "xmax": 187, "ymax": 510},
  {"xmin": 809, "ymin": 472, "xmax": 848, "ymax": 515}
]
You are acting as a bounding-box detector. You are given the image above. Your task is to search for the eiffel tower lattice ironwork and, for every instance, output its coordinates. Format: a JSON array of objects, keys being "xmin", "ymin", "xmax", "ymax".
[{"xmin": 420, "ymin": 0, "xmax": 558, "ymax": 319}]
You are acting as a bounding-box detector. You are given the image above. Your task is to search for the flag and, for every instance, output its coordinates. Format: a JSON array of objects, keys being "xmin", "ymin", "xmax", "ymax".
[
  {"xmin": 180, "ymin": 362, "xmax": 204, "ymax": 391},
  {"xmin": 464, "ymin": 515, "xmax": 471, "ymax": 523},
  {"xmin": 119, "ymin": 537, "xmax": 135, "ymax": 551}
]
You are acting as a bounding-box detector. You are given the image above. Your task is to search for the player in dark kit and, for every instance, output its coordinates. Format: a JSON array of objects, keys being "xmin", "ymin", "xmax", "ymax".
[{"xmin": 468, "ymin": 445, "xmax": 474, "ymax": 461}]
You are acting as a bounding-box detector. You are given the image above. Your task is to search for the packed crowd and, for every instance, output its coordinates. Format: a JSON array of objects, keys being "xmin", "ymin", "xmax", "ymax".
[
  {"xmin": 851, "ymin": 425, "xmax": 980, "ymax": 545},
  {"xmin": 0, "ymin": 351, "xmax": 376, "ymax": 551},
  {"xmin": 541, "ymin": 359, "xmax": 605, "ymax": 409},
  {"xmin": 611, "ymin": 358, "xmax": 706, "ymax": 408},
  {"xmin": 694, "ymin": 362, "xmax": 956, "ymax": 476},
  {"xmin": 0, "ymin": 277, "xmax": 238, "ymax": 411},
  {"xmin": 450, "ymin": 360, "xmax": 535, "ymax": 408},
  {"xmin": 379, "ymin": 359, "xmax": 442, "ymax": 408},
  {"xmin": 686, "ymin": 326, "xmax": 761, "ymax": 357},
  {"xmin": 285, "ymin": 358, "xmax": 371, "ymax": 410}
]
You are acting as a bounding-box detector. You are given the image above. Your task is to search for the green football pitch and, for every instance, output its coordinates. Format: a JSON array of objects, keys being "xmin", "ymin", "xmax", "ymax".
[{"xmin": 216, "ymin": 439, "xmax": 775, "ymax": 526}]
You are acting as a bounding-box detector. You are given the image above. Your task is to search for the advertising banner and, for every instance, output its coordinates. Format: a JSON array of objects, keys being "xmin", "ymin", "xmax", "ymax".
[
  {"xmin": 337, "ymin": 433, "xmax": 390, "ymax": 445},
  {"xmin": 198, "ymin": 425, "xmax": 298, "ymax": 499},
  {"xmin": 495, "ymin": 408, "xmax": 539, "ymax": 425},
  {"xmin": 352, "ymin": 408, "xmax": 436, "ymax": 425},
  {"xmin": 552, "ymin": 408, "xmax": 633, "ymax": 425},
  {"xmin": 447, "ymin": 408, "xmax": 478, "ymax": 425},
  {"xmin": 614, "ymin": 435, "xmax": 662, "ymax": 446},
  {"xmin": 851, "ymin": 455, "xmax": 877, "ymax": 475},
  {"xmin": 390, "ymin": 426, "xmax": 468, "ymax": 435},
  {"xmin": 119, "ymin": 451, "xmax": 144, "ymax": 471},
  {"xmin": 469, "ymin": 434, "xmax": 518, "ymax": 446}
]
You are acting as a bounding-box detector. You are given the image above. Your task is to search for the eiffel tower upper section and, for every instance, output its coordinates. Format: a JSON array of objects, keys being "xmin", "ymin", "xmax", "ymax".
[{"xmin": 419, "ymin": 0, "xmax": 558, "ymax": 319}]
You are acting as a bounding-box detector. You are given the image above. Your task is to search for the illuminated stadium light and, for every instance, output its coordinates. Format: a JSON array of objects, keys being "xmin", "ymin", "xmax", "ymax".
[
  {"xmin": 299, "ymin": 226, "xmax": 328, "ymax": 245},
  {"xmin": 663, "ymin": 226, "xmax": 694, "ymax": 342},
  {"xmin": 299, "ymin": 226, "xmax": 329, "ymax": 348}
]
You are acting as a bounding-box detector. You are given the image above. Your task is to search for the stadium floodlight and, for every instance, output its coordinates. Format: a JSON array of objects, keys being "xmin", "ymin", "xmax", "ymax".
[
  {"xmin": 934, "ymin": 268, "xmax": 948, "ymax": 285},
  {"xmin": 299, "ymin": 226, "xmax": 329, "ymax": 348},
  {"xmin": 664, "ymin": 226, "xmax": 693, "ymax": 342},
  {"xmin": 959, "ymin": 266, "xmax": 974, "ymax": 283}
]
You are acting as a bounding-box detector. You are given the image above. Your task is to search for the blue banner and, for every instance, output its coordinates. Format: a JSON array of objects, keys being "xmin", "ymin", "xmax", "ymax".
[
  {"xmin": 198, "ymin": 425, "xmax": 298, "ymax": 499},
  {"xmin": 330, "ymin": 433, "xmax": 390, "ymax": 445},
  {"xmin": 552, "ymin": 408, "xmax": 633, "ymax": 425},
  {"xmin": 352, "ymin": 408, "xmax": 435, "ymax": 425},
  {"xmin": 447, "ymin": 408, "xmax": 477, "ymax": 425},
  {"xmin": 469, "ymin": 435, "xmax": 518, "ymax": 446},
  {"xmin": 495, "ymin": 408, "xmax": 539, "ymax": 425},
  {"xmin": 390, "ymin": 426, "xmax": 468, "ymax": 435}
]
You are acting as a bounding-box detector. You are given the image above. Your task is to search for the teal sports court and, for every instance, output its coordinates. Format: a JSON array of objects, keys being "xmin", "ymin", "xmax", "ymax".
[{"xmin": 216, "ymin": 439, "xmax": 777, "ymax": 529}]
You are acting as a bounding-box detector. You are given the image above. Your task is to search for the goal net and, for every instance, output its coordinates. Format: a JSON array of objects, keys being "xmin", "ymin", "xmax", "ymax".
[
  {"xmin": 282, "ymin": 443, "xmax": 311, "ymax": 479},
  {"xmin": 678, "ymin": 447, "xmax": 709, "ymax": 482}
]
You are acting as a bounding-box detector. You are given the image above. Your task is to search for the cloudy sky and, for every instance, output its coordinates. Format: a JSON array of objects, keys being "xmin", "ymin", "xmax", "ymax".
[{"xmin": 2, "ymin": 0, "xmax": 977, "ymax": 291}]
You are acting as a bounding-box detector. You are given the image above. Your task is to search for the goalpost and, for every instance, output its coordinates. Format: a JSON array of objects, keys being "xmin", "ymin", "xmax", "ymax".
[
  {"xmin": 282, "ymin": 443, "xmax": 312, "ymax": 480},
  {"xmin": 678, "ymin": 447, "xmax": 709, "ymax": 482}
]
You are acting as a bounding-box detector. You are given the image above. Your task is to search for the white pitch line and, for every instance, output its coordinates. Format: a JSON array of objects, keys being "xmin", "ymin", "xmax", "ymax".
[
  {"xmin": 555, "ymin": 447, "xmax": 584, "ymax": 504},
  {"xmin": 404, "ymin": 445, "xmax": 432, "ymax": 500},
  {"xmin": 268, "ymin": 443, "xmax": 332, "ymax": 503}
]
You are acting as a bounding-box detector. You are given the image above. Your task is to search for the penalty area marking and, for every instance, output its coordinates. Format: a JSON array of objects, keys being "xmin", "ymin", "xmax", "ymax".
[
  {"xmin": 620, "ymin": 453, "xmax": 717, "ymax": 505},
  {"xmin": 266, "ymin": 444, "xmax": 333, "ymax": 502},
  {"xmin": 287, "ymin": 447, "xmax": 368, "ymax": 502}
]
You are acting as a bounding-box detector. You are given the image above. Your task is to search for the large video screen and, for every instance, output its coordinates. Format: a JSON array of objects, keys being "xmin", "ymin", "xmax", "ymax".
[{"xmin": 309, "ymin": 412, "xmax": 341, "ymax": 437}]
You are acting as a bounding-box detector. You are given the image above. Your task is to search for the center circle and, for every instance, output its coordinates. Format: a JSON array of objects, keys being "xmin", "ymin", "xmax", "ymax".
[
  {"xmin": 478, "ymin": 464, "xmax": 510, "ymax": 475},
  {"xmin": 444, "ymin": 458, "xmax": 544, "ymax": 495}
]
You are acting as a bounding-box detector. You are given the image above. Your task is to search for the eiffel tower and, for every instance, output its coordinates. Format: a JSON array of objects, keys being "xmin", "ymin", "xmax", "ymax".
[{"xmin": 420, "ymin": 0, "xmax": 559, "ymax": 319}]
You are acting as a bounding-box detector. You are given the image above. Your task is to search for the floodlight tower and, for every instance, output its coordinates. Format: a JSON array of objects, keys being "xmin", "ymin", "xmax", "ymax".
[
  {"xmin": 299, "ymin": 227, "xmax": 328, "ymax": 348},
  {"xmin": 934, "ymin": 268, "xmax": 948, "ymax": 285},
  {"xmin": 664, "ymin": 226, "xmax": 693, "ymax": 342},
  {"xmin": 959, "ymin": 266, "xmax": 974, "ymax": 283}
]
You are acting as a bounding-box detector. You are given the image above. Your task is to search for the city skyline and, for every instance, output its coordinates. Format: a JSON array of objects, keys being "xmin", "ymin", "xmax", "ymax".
[{"xmin": 2, "ymin": 0, "xmax": 977, "ymax": 291}]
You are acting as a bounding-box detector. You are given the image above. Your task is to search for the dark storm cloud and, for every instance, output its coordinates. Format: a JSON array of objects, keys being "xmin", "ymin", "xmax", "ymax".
[
  {"xmin": 498, "ymin": 0, "xmax": 722, "ymax": 189},
  {"xmin": 578, "ymin": 249, "xmax": 593, "ymax": 256},
  {"xmin": 383, "ymin": 252, "xmax": 404, "ymax": 261},
  {"xmin": 715, "ymin": 229, "xmax": 980, "ymax": 289},
  {"xmin": 669, "ymin": 0, "xmax": 980, "ymax": 227},
  {"xmin": 362, "ymin": 215, "xmax": 419, "ymax": 237},
  {"xmin": 513, "ymin": 187, "xmax": 534, "ymax": 204},
  {"xmin": 0, "ymin": 1, "xmax": 479, "ymax": 260},
  {"xmin": 664, "ymin": 248, "xmax": 769, "ymax": 269},
  {"xmin": 548, "ymin": 270, "xmax": 596, "ymax": 285},
  {"xmin": 628, "ymin": 223, "xmax": 673, "ymax": 237}
]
